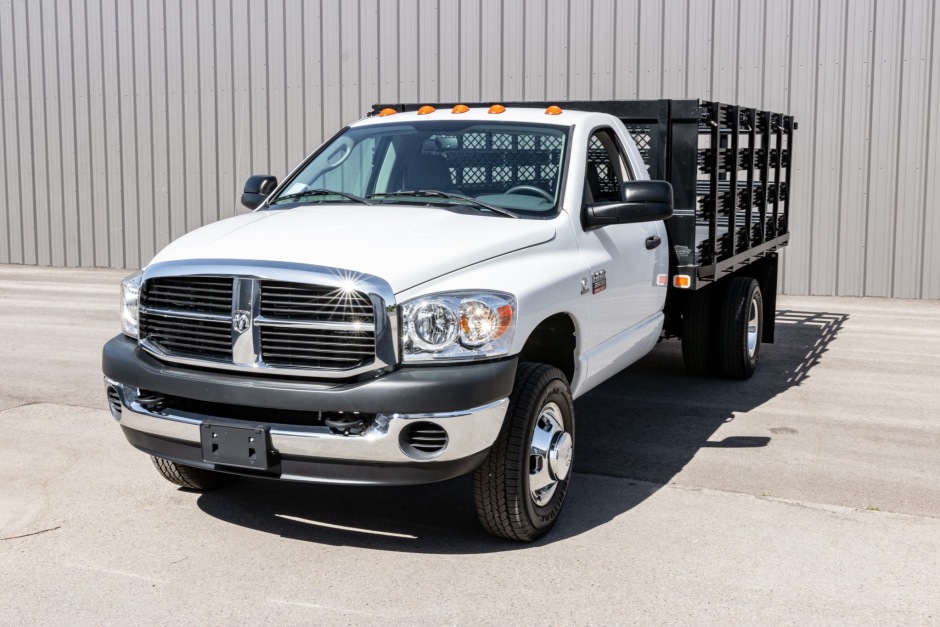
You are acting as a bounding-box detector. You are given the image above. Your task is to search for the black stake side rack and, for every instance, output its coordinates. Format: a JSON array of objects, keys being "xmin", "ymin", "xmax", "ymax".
[{"xmin": 370, "ymin": 100, "xmax": 796, "ymax": 291}]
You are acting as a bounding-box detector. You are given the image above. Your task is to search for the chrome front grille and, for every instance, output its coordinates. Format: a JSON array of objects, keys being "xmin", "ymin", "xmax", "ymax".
[
  {"xmin": 138, "ymin": 274, "xmax": 380, "ymax": 376},
  {"xmin": 141, "ymin": 276, "xmax": 234, "ymax": 314},
  {"xmin": 260, "ymin": 281, "xmax": 375, "ymax": 322},
  {"xmin": 139, "ymin": 313, "xmax": 233, "ymax": 360}
]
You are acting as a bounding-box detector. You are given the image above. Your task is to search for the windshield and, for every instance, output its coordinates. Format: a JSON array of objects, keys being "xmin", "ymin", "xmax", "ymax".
[{"xmin": 269, "ymin": 120, "xmax": 569, "ymax": 217}]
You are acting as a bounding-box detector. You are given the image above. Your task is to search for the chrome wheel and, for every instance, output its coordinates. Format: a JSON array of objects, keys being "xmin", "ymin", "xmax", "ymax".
[
  {"xmin": 528, "ymin": 401, "xmax": 573, "ymax": 506},
  {"xmin": 746, "ymin": 295, "xmax": 760, "ymax": 358}
]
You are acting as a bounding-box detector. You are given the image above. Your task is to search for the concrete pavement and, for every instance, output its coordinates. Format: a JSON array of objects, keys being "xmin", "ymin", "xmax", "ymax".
[{"xmin": 1, "ymin": 265, "xmax": 938, "ymax": 625}]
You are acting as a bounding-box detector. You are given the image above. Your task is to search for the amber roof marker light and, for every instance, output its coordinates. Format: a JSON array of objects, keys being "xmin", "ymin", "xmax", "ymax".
[
  {"xmin": 545, "ymin": 105, "xmax": 563, "ymax": 115},
  {"xmin": 488, "ymin": 104, "xmax": 506, "ymax": 114},
  {"xmin": 452, "ymin": 104, "xmax": 470, "ymax": 114},
  {"xmin": 417, "ymin": 105, "xmax": 437, "ymax": 115},
  {"xmin": 378, "ymin": 108, "xmax": 397, "ymax": 117}
]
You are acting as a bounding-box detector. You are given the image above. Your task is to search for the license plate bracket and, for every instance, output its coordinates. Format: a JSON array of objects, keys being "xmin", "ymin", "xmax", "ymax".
[{"xmin": 200, "ymin": 422, "xmax": 272, "ymax": 470}]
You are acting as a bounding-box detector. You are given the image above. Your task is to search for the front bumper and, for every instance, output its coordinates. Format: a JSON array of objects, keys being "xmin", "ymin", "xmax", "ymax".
[{"xmin": 102, "ymin": 335, "xmax": 516, "ymax": 485}]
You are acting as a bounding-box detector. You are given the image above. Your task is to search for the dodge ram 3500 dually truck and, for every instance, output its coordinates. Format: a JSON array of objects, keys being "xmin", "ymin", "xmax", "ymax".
[{"xmin": 103, "ymin": 100, "xmax": 795, "ymax": 541}]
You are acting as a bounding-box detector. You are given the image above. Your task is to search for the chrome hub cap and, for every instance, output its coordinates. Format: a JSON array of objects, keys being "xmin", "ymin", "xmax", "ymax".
[
  {"xmin": 528, "ymin": 402, "xmax": 572, "ymax": 506},
  {"xmin": 746, "ymin": 296, "xmax": 760, "ymax": 358}
]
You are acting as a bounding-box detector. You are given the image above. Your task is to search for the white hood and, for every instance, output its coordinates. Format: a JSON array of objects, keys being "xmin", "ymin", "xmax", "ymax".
[{"xmin": 149, "ymin": 205, "xmax": 556, "ymax": 293}]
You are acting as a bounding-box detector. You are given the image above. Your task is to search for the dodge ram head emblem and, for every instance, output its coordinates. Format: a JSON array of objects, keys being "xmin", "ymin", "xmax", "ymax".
[{"xmin": 233, "ymin": 311, "xmax": 251, "ymax": 334}]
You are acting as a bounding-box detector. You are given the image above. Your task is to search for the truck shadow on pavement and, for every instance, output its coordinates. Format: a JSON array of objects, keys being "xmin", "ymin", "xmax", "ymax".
[{"xmin": 197, "ymin": 309, "xmax": 847, "ymax": 552}]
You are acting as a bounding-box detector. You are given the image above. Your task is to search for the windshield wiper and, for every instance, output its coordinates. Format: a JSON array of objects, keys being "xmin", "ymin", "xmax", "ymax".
[
  {"xmin": 368, "ymin": 190, "xmax": 520, "ymax": 218},
  {"xmin": 269, "ymin": 189, "xmax": 372, "ymax": 206}
]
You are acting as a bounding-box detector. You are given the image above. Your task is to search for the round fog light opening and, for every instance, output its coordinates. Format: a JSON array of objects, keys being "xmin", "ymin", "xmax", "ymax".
[{"xmin": 400, "ymin": 422, "xmax": 449, "ymax": 460}]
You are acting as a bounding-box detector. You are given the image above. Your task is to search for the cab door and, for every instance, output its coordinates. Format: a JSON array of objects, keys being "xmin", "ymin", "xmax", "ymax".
[{"xmin": 573, "ymin": 127, "xmax": 668, "ymax": 377}]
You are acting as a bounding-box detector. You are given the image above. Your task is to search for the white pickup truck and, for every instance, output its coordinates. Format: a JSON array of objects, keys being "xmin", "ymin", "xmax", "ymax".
[{"xmin": 103, "ymin": 100, "xmax": 795, "ymax": 540}]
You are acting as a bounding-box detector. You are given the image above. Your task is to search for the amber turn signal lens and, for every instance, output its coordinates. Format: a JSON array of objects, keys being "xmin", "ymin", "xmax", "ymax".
[
  {"xmin": 452, "ymin": 104, "xmax": 470, "ymax": 114},
  {"xmin": 417, "ymin": 105, "xmax": 436, "ymax": 115},
  {"xmin": 378, "ymin": 108, "xmax": 397, "ymax": 117},
  {"xmin": 673, "ymin": 275, "xmax": 691, "ymax": 288},
  {"xmin": 545, "ymin": 105, "xmax": 563, "ymax": 115},
  {"xmin": 488, "ymin": 104, "xmax": 506, "ymax": 114}
]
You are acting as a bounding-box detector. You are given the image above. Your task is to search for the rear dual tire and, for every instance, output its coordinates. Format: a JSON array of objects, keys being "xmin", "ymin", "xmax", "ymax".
[{"xmin": 681, "ymin": 276, "xmax": 763, "ymax": 379}]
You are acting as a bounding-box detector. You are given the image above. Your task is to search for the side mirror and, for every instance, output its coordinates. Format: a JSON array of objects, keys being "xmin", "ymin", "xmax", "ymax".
[
  {"xmin": 583, "ymin": 180, "xmax": 673, "ymax": 229},
  {"xmin": 241, "ymin": 175, "xmax": 278, "ymax": 210}
]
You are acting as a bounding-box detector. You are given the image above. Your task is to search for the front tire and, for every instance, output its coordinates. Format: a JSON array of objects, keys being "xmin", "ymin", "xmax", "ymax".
[
  {"xmin": 474, "ymin": 363, "xmax": 575, "ymax": 541},
  {"xmin": 151, "ymin": 456, "xmax": 238, "ymax": 491}
]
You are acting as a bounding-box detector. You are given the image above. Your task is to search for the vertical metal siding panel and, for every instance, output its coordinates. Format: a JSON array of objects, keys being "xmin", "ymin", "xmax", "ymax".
[
  {"xmin": 439, "ymin": 0, "xmax": 460, "ymax": 101},
  {"xmin": 101, "ymin": 0, "xmax": 125, "ymax": 266},
  {"xmin": 165, "ymin": 0, "xmax": 187, "ymax": 242},
  {"xmin": 523, "ymin": 0, "xmax": 546, "ymax": 101},
  {"xmin": 865, "ymin": 0, "xmax": 904, "ymax": 297},
  {"xmin": 132, "ymin": 1, "xmax": 155, "ymax": 266},
  {"xmin": 377, "ymin": 0, "xmax": 400, "ymax": 104},
  {"xmin": 71, "ymin": 0, "xmax": 95, "ymax": 266},
  {"xmin": 39, "ymin": 1, "xmax": 63, "ymax": 266},
  {"xmin": 320, "ymin": 0, "xmax": 341, "ymax": 132},
  {"xmin": 150, "ymin": 0, "xmax": 171, "ymax": 253},
  {"xmin": 302, "ymin": 0, "xmax": 323, "ymax": 148},
  {"xmin": 359, "ymin": 0, "xmax": 379, "ymax": 116},
  {"xmin": 685, "ymin": 0, "xmax": 712, "ymax": 99},
  {"xmin": 502, "ymin": 0, "xmax": 524, "ymax": 101},
  {"xmin": 266, "ymin": 0, "xmax": 288, "ymax": 175},
  {"xmin": 590, "ymin": 0, "xmax": 616, "ymax": 100},
  {"xmin": 215, "ymin": 0, "xmax": 237, "ymax": 219},
  {"xmin": 710, "ymin": 0, "xmax": 737, "ymax": 102},
  {"xmin": 397, "ymin": 0, "xmax": 418, "ymax": 102},
  {"xmin": 567, "ymin": 0, "xmax": 591, "ymax": 99},
  {"xmin": 480, "ymin": 0, "xmax": 501, "ymax": 99},
  {"xmin": 762, "ymin": 0, "xmax": 791, "ymax": 114},
  {"xmin": 893, "ymin": 0, "xmax": 932, "ymax": 298},
  {"xmin": 460, "ymin": 0, "xmax": 481, "ymax": 101},
  {"xmin": 545, "ymin": 0, "xmax": 568, "ymax": 99},
  {"xmin": 781, "ymin": 0, "xmax": 818, "ymax": 295},
  {"xmin": 808, "ymin": 0, "xmax": 846, "ymax": 295},
  {"xmin": 0, "ymin": 0, "xmax": 11, "ymax": 263},
  {"xmin": 613, "ymin": 0, "xmax": 639, "ymax": 99},
  {"xmin": 86, "ymin": 0, "xmax": 110, "ymax": 266},
  {"xmin": 636, "ymin": 0, "xmax": 662, "ymax": 98},
  {"xmin": 661, "ymin": 0, "xmax": 688, "ymax": 99},
  {"xmin": 0, "ymin": 0, "xmax": 17, "ymax": 264},
  {"xmin": 198, "ymin": 0, "xmax": 220, "ymax": 228},
  {"xmin": 923, "ymin": 2, "xmax": 940, "ymax": 299},
  {"xmin": 57, "ymin": 0, "xmax": 78, "ymax": 266},
  {"xmin": 339, "ymin": 1, "xmax": 362, "ymax": 122},
  {"xmin": 14, "ymin": 0, "xmax": 37, "ymax": 264},
  {"xmin": 180, "ymin": 0, "xmax": 201, "ymax": 236},
  {"xmin": 837, "ymin": 0, "xmax": 875, "ymax": 296},
  {"xmin": 248, "ymin": 0, "xmax": 269, "ymax": 175},
  {"xmin": 284, "ymin": 0, "xmax": 305, "ymax": 164},
  {"xmin": 26, "ymin": 0, "xmax": 49, "ymax": 265},
  {"xmin": 117, "ymin": 0, "xmax": 139, "ymax": 268},
  {"xmin": 232, "ymin": 0, "xmax": 252, "ymax": 198},
  {"xmin": 736, "ymin": 0, "xmax": 764, "ymax": 107},
  {"xmin": 416, "ymin": 0, "xmax": 439, "ymax": 102}
]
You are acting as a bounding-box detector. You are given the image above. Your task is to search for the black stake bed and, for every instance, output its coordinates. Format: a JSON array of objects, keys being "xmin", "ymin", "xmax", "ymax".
[{"xmin": 371, "ymin": 99, "xmax": 796, "ymax": 291}]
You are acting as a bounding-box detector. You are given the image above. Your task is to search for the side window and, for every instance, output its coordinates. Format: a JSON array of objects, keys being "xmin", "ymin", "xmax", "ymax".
[{"xmin": 585, "ymin": 129, "xmax": 631, "ymax": 204}]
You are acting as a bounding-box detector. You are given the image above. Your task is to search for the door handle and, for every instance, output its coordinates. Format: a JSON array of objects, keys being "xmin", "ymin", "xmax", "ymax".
[{"xmin": 645, "ymin": 235, "xmax": 662, "ymax": 250}]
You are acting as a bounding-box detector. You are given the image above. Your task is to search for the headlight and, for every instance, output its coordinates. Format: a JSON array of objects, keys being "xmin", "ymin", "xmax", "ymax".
[
  {"xmin": 121, "ymin": 271, "xmax": 143, "ymax": 338},
  {"xmin": 402, "ymin": 291, "xmax": 515, "ymax": 362}
]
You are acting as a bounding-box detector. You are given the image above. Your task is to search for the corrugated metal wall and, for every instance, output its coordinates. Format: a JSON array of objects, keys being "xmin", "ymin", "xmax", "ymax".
[{"xmin": 1, "ymin": 0, "xmax": 938, "ymax": 298}]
